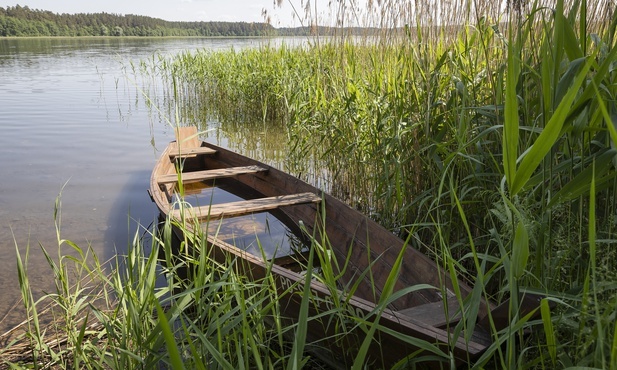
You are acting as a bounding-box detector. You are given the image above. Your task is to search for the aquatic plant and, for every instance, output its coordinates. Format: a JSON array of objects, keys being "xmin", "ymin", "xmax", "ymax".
[{"xmin": 154, "ymin": 0, "xmax": 617, "ymax": 368}]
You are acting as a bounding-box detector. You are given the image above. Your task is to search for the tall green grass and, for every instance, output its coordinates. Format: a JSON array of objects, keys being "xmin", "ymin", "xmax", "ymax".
[
  {"xmin": 3, "ymin": 199, "xmax": 329, "ymax": 368},
  {"xmin": 5, "ymin": 193, "xmax": 461, "ymax": 369},
  {"xmin": 149, "ymin": 0, "xmax": 617, "ymax": 368}
]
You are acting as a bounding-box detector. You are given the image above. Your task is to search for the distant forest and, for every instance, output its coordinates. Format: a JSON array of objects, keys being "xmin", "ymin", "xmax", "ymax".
[
  {"xmin": 0, "ymin": 5, "xmax": 379, "ymax": 37},
  {"xmin": 0, "ymin": 5, "xmax": 283, "ymax": 37}
]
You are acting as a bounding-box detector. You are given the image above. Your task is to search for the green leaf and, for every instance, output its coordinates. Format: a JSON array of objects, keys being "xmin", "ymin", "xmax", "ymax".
[
  {"xmin": 510, "ymin": 57, "xmax": 593, "ymax": 195},
  {"xmin": 352, "ymin": 240, "xmax": 409, "ymax": 369},
  {"xmin": 511, "ymin": 221, "xmax": 529, "ymax": 280},
  {"xmin": 570, "ymin": 42, "xmax": 617, "ymax": 114},
  {"xmin": 560, "ymin": 3, "xmax": 584, "ymax": 61},
  {"xmin": 155, "ymin": 302, "xmax": 186, "ymax": 370},
  {"xmin": 503, "ymin": 32, "xmax": 520, "ymax": 191},
  {"xmin": 555, "ymin": 57, "xmax": 587, "ymax": 110},
  {"xmin": 541, "ymin": 299, "xmax": 557, "ymax": 365},
  {"xmin": 286, "ymin": 245, "xmax": 314, "ymax": 370},
  {"xmin": 589, "ymin": 161, "xmax": 596, "ymax": 266},
  {"xmin": 590, "ymin": 80, "xmax": 617, "ymax": 150},
  {"xmin": 548, "ymin": 150, "xmax": 617, "ymax": 207}
]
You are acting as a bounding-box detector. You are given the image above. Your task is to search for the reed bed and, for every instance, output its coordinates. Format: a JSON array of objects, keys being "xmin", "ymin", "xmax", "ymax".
[{"xmin": 154, "ymin": 0, "xmax": 617, "ymax": 368}]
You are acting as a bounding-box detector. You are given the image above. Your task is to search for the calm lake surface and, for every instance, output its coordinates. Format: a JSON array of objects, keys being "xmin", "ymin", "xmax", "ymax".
[{"xmin": 0, "ymin": 37, "xmax": 296, "ymax": 332}]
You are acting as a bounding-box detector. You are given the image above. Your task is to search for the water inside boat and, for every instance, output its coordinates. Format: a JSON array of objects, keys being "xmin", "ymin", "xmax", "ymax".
[{"xmin": 171, "ymin": 177, "xmax": 308, "ymax": 261}]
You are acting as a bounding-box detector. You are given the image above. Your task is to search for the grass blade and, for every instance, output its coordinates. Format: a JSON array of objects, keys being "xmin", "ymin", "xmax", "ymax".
[
  {"xmin": 511, "ymin": 220, "xmax": 529, "ymax": 280},
  {"xmin": 503, "ymin": 33, "xmax": 521, "ymax": 192},
  {"xmin": 510, "ymin": 56, "xmax": 592, "ymax": 195},
  {"xmin": 286, "ymin": 244, "xmax": 314, "ymax": 370},
  {"xmin": 540, "ymin": 298, "xmax": 557, "ymax": 366},
  {"xmin": 155, "ymin": 299, "xmax": 185, "ymax": 369}
]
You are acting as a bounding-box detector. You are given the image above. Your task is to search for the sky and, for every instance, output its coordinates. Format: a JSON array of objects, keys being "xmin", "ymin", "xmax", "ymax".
[{"xmin": 0, "ymin": 0, "xmax": 314, "ymax": 28}]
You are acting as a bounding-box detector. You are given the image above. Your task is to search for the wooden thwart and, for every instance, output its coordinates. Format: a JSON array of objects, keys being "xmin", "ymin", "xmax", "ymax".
[
  {"xmin": 169, "ymin": 146, "xmax": 217, "ymax": 158},
  {"xmin": 172, "ymin": 192, "xmax": 321, "ymax": 221},
  {"xmin": 158, "ymin": 165, "xmax": 267, "ymax": 185}
]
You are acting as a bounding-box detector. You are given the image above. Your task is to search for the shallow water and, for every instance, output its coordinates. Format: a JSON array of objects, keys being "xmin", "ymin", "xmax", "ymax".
[
  {"xmin": 174, "ymin": 178, "xmax": 303, "ymax": 260},
  {"xmin": 0, "ymin": 37, "xmax": 294, "ymax": 332}
]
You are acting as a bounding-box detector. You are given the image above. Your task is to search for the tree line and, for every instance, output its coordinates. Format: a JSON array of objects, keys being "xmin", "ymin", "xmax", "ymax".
[{"xmin": 0, "ymin": 5, "xmax": 277, "ymax": 37}]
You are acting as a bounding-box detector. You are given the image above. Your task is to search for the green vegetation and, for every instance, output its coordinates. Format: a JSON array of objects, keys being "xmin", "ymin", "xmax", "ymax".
[
  {"xmin": 2, "ymin": 192, "xmax": 445, "ymax": 369},
  {"xmin": 0, "ymin": 5, "xmax": 274, "ymax": 37},
  {"xmin": 3, "ymin": 0, "xmax": 617, "ymax": 369},
  {"xmin": 154, "ymin": 0, "xmax": 617, "ymax": 367},
  {"xmin": 1, "ymin": 198, "xmax": 324, "ymax": 368}
]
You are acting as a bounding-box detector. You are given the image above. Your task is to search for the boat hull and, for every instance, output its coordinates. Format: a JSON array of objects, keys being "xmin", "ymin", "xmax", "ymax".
[{"xmin": 150, "ymin": 128, "xmax": 493, "ymax": 367}]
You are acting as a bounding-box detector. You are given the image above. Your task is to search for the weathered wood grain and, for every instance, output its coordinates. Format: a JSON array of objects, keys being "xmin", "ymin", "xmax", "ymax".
[
  {"xmin": 158, "ymin": 165, "xmax": 267, "ymax": 184},
  {"xmin": 168, "ymin": 146, "xmax": 217, "ymax": 158},
  {"xmin": 171, "ymin": 192, "xmax": 321, "ymax": 221}
]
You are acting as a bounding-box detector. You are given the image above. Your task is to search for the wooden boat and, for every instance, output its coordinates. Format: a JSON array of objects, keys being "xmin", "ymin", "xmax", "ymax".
[{"xmin": 150, "ymin": 126, "xmax": 541, "ymax": 368}]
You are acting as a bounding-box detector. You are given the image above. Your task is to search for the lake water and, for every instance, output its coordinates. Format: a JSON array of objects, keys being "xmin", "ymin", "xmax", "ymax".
[{"xmin": 0, "ymin": 37, "xmax": 296, "ymax": 333}]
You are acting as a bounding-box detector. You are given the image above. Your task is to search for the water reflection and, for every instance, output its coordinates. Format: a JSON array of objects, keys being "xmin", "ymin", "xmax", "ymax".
[
  {"xmin": 173, "ymin": 177, "xmax": 305, "ymax": 260},
  {"xmin": 0, "ymin": 36, "xmax": 296, "ymax": 334},
  {"xmin": 143, "ymin": 87, "xmax": 292, "ymax": 168}
]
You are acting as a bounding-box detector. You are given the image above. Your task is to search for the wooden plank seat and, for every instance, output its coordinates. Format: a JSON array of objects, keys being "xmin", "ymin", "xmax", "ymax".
[
  {"xmin": 172, "ymin": 192, "xmax": 321, "ymax": 221},
  {"xmin": 158, "ymin": 165, "xmax": 267, "ymax": 185},
  {"xmin": 168, "ymin": 146, "xmax": 217, "ymax": 158},
  {"xmin": 398, "ymin": 299, "xmax": 462, "ymax": 328}
]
